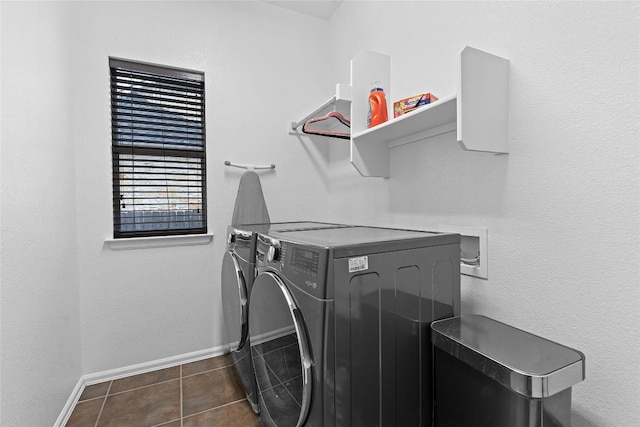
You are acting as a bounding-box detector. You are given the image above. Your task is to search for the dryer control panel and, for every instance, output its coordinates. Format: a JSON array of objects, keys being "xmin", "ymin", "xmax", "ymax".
[
  {"xmin": 282, "ymin": 242, "xmax": 328, "ymax": 299},
  {"xmin": 256, "ymin": 233, "xmax": 329, "ymax": 300},
  {"xmin": 290, "ymin": 246, "xmax": 320, "ymax": 277}
]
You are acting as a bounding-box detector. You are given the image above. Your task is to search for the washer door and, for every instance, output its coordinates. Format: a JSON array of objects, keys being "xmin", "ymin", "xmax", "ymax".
[
  {"xmin": 221, "ymin": 250, "xmax": 248, "ymax": 351},
  {"xmin": 249, "ymin": 272, "xmax": 313, "ymax": 427}
]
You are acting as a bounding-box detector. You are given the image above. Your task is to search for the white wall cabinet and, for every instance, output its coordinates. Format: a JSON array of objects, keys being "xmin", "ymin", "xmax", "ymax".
[{"xmin": 350, "ymin": 46, "xmax": 509, "ymax": 178}]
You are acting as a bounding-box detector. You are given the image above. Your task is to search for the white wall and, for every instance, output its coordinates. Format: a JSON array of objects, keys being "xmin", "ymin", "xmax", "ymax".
[
  {"xmin": 0, "ymin": 2, "xmax": 82, "ymax": 426},
  {"xmin": 326, "ymin": 2, "xmax": 639, "ymax": 426},
  {"xmin": 68, "ymin": 1, "xmax": 333, "ymax": 373}
]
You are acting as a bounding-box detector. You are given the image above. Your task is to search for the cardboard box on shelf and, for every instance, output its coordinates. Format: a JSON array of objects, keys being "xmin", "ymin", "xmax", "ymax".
[{"xmin": 393, "ymin": 93, "xmax": 439, "ymax": 118}]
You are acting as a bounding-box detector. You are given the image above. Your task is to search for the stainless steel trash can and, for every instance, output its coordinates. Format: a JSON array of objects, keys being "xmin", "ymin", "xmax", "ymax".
[{"xmin": 431, "ymin": 315, "xmax": 585, "ymax": 427}]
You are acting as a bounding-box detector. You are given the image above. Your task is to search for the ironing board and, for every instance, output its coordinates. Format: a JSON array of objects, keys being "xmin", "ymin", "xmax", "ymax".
[{"xmin": 231, "ymin": 171, "xmax": 271, "ymax": 225}]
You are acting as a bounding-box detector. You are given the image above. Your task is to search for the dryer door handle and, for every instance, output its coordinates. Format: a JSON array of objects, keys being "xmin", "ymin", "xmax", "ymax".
[
  {"xmin": 227, "ymin": 251, "xmax": 249, "ymax": 351},
  {"xmin": 292, "ymin": 306, "xmax": 313, "ymax": 421}
]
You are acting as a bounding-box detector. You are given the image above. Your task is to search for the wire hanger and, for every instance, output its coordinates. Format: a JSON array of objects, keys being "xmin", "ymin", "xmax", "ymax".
[{"xmin": 302, "ymin": 109, "xmax": 351, "ymax": 140}]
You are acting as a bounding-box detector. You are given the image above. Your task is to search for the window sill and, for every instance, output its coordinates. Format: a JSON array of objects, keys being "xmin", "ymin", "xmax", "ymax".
[{"xmin": 105, "ymin": 233, "xmax": 214, "ymax": 251}]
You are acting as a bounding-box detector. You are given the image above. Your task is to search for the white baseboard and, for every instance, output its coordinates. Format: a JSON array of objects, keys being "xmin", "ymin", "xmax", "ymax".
[
  {"xmin": 53, "ymin": 377, "xmax": 84, "ymax": 427},
  {"xmin": 82, "ymin": 344, "xmax": 229, "ymax": 385},
  {"xmin": 54, "ymin": 344, "xmax": 230, "ymax": 427}
]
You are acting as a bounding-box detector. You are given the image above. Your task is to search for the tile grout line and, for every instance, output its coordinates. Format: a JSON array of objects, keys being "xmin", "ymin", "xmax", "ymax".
[
  {"xmin": 107, "ymin": 377, "xmax": 181, "ymax": 397},
  {"xmin": 181, "ymin": 362, "xmax": 234, "ymax": 379},
  {"xmin": 180, "ymin": 364, "xmax": 184, "ymax": 427},
  {"xmin": 149, "ymin": 418, "xmax": 182, "ymax": 427},
  {"xmin": 181, "ymin": 398, "xmax": 250, "ymax": 421},
  {"xmin": 76, "ymin": 394, "xmax": 107, "ymax": 404},
  {"xmin": 93, "ymin": 381, "xmax": 112, "ymax": 427}
]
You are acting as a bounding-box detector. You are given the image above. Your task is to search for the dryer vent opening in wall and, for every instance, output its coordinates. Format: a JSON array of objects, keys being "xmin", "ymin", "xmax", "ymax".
[
  {"xmin": 439, "ymin": 226, "xmax": 488, "ymax": 279},
  {"xmin": 461, "ymin": 235, "xmax": 481, "ymax": 266}
]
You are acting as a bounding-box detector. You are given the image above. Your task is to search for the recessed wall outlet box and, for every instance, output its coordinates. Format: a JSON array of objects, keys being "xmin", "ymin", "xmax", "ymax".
[{"xmin": 439, "ymin": 225, "xmax": 488, "ymax": 279}]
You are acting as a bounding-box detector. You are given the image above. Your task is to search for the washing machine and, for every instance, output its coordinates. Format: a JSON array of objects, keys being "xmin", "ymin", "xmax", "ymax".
[
  {"xmin": 221, "ymin": 221, "xmax": 349, "ymax": 413},
  {"xmin": 248, "ymin": 226, "xmax": 461, "ymax": 427}
]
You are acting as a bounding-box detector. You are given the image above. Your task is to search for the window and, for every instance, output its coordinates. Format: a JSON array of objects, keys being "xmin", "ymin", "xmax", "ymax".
[{"xmin": 110, "ymin": 58, "xmax": 207, "ymax": 238}]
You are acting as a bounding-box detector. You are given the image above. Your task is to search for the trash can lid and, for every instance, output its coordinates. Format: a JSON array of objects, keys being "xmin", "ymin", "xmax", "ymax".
[{"xmin": 431, "ymin": 315, "xmax": 585, "ymax": 398}]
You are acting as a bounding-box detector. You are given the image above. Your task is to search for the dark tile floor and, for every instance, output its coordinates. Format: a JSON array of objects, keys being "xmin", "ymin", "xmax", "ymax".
[{"xmin": 65, "ymin": 354, "xmax": 260, "ymax": 427}]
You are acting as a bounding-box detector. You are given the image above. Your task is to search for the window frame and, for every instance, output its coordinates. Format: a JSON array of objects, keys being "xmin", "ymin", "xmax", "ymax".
[{"xmin": 110, "ymin": 57, "xmax": 207, "ymax": 239}]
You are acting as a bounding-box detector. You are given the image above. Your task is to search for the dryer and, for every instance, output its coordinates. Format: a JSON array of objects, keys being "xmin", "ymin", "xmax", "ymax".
[
  {"xmin": 248, "ymin": 226, "xmax": 461, "ymax": 427},
  {"xmin": 221, "ymin": 221, "xmax": 349, "ymax": 413}
]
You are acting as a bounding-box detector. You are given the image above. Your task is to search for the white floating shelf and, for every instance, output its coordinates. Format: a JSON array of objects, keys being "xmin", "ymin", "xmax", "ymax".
[
  {"xmin": 353, "ymin": 95, "xmax": 457, "ymax": 147},
  {"xmin": 349, "ymin": 47, "xmax": 510, "ymax": 178}
]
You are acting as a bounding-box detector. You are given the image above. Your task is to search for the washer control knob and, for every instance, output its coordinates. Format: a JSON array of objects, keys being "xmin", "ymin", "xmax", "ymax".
[{"xmin": 267, "ymin": 243, "xmax": 280, "ymax": 263}]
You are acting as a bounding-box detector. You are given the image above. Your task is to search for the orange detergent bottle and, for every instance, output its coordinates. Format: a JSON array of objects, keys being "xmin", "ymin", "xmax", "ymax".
[{"xmin": 367, "ymin": 81, "xmax": 388, "ymax": 128}]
